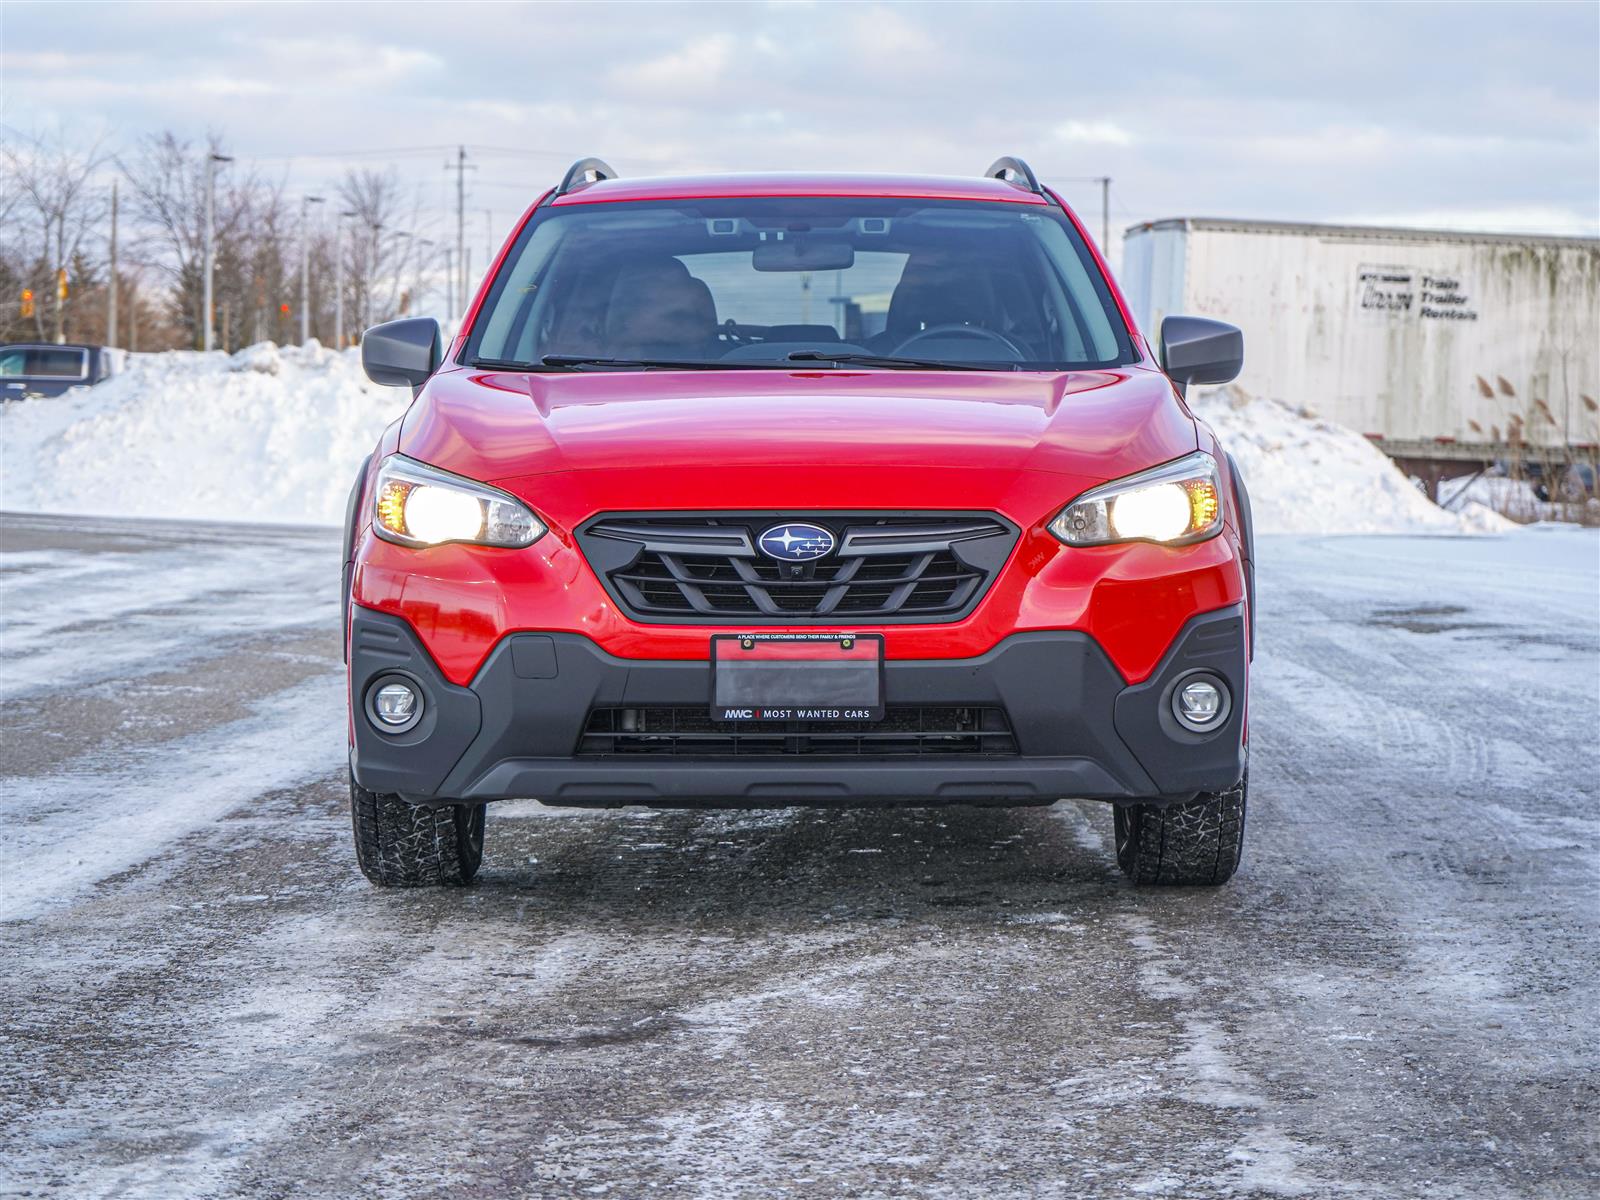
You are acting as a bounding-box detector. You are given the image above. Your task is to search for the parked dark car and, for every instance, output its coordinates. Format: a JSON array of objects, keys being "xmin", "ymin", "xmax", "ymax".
[{"xmin": 0, "ymin": 343, "xmax": 114, "ymax": 399}]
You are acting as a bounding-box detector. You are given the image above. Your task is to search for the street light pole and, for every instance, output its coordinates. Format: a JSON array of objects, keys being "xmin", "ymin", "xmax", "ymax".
[
  {"xmin": 299, "ymin": 195, "xmax": 324, "ymax": 345},
  {"xmin": 107, "ymin": 180, "xmax": 118, "ymax": 349},
  {"xmin": 366, "ymin": 221, "xmax": 383, "ymax": 331},
  {"xmin": 443, "ymin": 247, "xmax": 453, "ymax": 318},
  {"xmin": 335, "ymin": 210, "xmax": 355, "ymax": 348},
  {"xmin": 1097, "ymin": 176, "xmax": 1111, "ymax": 258},
  {"xmin": 203, "ymin": 152, "xmax": 233, "ymax": 351}
]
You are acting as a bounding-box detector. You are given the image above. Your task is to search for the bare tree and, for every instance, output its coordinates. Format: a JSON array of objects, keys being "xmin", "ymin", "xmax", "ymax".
[
  {"xmin": 3, "ymin": 127, "xmax": 111, "ymax": 342},
  {"xmin": 120, "ymin": 131, "xmax": 291, "ymax": 350},
  {"xmin": 338, "ymin": 168, "xmax": 437, "ymax": 333}
]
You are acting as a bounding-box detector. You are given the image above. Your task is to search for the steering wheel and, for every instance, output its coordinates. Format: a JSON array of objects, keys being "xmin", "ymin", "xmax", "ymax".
[{"xmin": 891, "ymin": 323, "xmax": 1026, "ymax": 359}]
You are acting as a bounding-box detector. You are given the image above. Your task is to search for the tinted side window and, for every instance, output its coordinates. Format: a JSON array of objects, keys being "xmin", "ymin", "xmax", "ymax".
[{"xmin": 27, "ymin": 348, "xmax": 88, "ymax": 378}]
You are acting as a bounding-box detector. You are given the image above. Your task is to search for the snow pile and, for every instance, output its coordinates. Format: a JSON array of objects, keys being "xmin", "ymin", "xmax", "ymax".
[
  {"xmin": 1440, "ymin": 473, "xmax": 1598, "ymax": 525},
  {"xmin": 0, "ymin": 347, "xmax": 1515, "ymax": 536},
  {"xmin": 1190, "ymin": 387, "xmax": 1511, "ymax": 535},
  {"xmin": 0, "ymin": 342, "xmax": 409, "ymax": 526}
]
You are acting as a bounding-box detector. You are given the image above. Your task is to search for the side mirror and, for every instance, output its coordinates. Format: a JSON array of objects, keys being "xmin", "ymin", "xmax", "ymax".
[
  {"xmin": 361, "ymin": 318, "xmax": 442, "ymax": 388},
  {"xmin": 1159, "ymin": 316, "xmax": 1243, "ymax": 397}
]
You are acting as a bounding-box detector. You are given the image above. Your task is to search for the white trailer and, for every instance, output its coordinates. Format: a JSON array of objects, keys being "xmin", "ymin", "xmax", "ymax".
[{"xmin": 1120, "ymin": 218, "xmax": 1600, "ymax": 464}]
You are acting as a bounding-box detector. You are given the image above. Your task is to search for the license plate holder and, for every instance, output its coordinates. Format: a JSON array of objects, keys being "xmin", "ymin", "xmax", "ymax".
[{"xmin": 711, "ymin": 634, "xmax": 885, "ymax": 722}]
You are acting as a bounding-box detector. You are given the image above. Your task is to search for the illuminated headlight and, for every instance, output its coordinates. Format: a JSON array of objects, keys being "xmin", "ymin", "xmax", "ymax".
[
  {"xmin": 1049, "ymin": 451, "xmax": 1224, "ymax": 547},
  {"xmin": 373, "ymin": 454, "xmax": 545, "ymax": 549}
]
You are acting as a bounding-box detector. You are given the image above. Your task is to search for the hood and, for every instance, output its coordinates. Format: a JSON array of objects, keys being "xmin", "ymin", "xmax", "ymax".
[{"xmin": 401, "ymin": 366, "xmax": 1198, "ymax": 492}]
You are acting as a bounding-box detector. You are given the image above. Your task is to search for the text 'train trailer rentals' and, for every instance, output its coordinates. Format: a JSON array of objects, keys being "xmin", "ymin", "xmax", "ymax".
[{"xmin": 1120, "ymin": 218, "xmax": 1600, "ymax": 482}]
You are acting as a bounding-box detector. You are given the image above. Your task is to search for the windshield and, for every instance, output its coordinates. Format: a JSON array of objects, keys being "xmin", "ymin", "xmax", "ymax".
[{"xmin": 467, "ymin": 197, "xmax": 1135, "ymax": 371}]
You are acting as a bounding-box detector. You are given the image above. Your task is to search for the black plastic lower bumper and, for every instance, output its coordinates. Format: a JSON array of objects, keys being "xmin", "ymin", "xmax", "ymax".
[{"xmin": 348, "ymin": 604, "xmax": 1247, "ymax": 808}]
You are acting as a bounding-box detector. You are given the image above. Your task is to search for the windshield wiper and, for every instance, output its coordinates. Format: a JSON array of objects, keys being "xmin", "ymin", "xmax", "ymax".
[
  {"xmin": 539, "ymin": 354, "xmax": 788, "ymax": 371},
  {"xmin": 785, "ymin": 350, "xmax": 1010, "ymax": 372},
  {"xmin": 470, "ymin": 356, "xmax": 570, "ymax": 371}
]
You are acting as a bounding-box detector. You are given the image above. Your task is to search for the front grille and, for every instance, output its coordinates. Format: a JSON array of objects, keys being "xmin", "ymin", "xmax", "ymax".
[
  {"xmin": 577, "ymin": 513, "xmax": 1018, "ymax": 624},
  {"xmin": 578, "ymin": 706, "xmax": 1019, "ymax": 757}
]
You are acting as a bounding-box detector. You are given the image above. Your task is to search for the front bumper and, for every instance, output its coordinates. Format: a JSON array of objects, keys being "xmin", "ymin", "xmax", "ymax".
[{"xmin": 349, "ymin": 602, "xmax": 1247, "ymax": 808}]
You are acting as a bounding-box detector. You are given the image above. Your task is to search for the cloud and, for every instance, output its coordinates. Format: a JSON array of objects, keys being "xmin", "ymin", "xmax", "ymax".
[
  {"xmin": 0, "ymin": 0, "xmax": 1591, "ymax": 245},
  {"xmin": 608, "ymin": 34, "xmax": 736, "ymax": 100},
  {"xmin": 1054, "ymin": 120, "xmax": 1135, "ymax": 147}
]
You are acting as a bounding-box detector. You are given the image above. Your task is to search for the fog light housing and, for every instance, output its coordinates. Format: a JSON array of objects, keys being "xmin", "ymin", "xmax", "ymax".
[
  {"xmin": 1172, "ymin": 674, "xmax": 1230, "ymax": 733},
  {"xmin": 366, "ymin": 675, "xmax": 423, "ymax": 734}
]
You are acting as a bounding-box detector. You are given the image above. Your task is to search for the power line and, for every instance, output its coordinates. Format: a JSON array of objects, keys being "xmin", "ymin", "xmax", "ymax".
[{"xmin": 240, "ymin": 143, "xmax": 580, "ymax": 162}]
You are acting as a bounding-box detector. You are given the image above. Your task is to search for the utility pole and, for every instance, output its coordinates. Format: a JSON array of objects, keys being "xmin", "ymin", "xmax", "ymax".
[
  {"xmin": 445, "ymin": 146, "xmax": 476, "ymax": 317},
  {"xmin": 299, "ymin": 194, "xmax": 324, "ymax": 344},
  {"xmin": 1098, "ymin": 176, "xmax": 1111, "ymax": 258},
  {"xmin": 107, "ymin": 180, "xmax": 118, "ymax": 349},
  {"xmin": 203, "ymin": 153, "xmax": 232, "ymax": 351},
  {"xmin": 444, "ymin": 247, "xmax": 453, "ymax": 319},
  {"xmin": 455, "ymin": 146, "xmax": 466, "ymax": 318}
]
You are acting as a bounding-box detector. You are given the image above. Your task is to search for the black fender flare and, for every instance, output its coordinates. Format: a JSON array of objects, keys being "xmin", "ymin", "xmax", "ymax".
[
  {"xmin": 341, "ymin": 454, "xmax": 373, "ymax": 662},
  {"xmin": 1225, "ymin": 451, "xmax": 1256, "ymax": 659}
]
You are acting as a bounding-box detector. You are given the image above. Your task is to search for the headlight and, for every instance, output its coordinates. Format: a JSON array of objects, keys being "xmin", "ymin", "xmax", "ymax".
[
  {"xmin": 1049, "ymin": 451, "xmax": 1223, "ymax": 547},
  {"xmin": 372, "ymin": 455, "xmax": 545, "ymax": 548}
]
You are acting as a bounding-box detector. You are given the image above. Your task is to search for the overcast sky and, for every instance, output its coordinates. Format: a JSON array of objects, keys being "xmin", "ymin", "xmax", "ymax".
[{"xmin": 4, "ymin": 0, "xmax": 1597, "ymax": 260}]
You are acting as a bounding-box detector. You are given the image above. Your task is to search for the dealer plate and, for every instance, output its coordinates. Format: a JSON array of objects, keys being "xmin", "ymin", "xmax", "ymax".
[{"xmin": 711, "ymin": 634, "xmax": 884, "ymax": 722}]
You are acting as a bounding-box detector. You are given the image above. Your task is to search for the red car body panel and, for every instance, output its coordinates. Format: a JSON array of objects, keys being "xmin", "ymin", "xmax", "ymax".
[
  {"xmin": 399, "ymin": 364, "xmax": 1194, "ymax": 481},
  {"xmin": 352, "ymin": 364, "xmax": 1244, "ymax": 690},
  {"xmin": 351, "ymin": 172, "xmax": 1248, "ymax": 715}
]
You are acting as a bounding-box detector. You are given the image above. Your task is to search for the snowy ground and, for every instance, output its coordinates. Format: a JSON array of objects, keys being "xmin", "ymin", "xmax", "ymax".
[{"xmin": 1, "ymin": 512, "xmax": 1595, "ymax": 1198}]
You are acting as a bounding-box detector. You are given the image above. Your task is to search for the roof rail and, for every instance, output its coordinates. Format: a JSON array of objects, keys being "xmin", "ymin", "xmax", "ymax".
[
  {"xmin": 553, "ymin": 157, "xmax": 618, "ymax": 198},
  {"xmin": 984, "ymin": 156, "xmax": 1043, "ymax": 196}
]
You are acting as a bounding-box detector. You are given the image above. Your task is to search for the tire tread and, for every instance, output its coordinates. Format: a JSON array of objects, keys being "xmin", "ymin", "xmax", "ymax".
[
  {"xmin": 350, "ymin": 773, "xmax": 484, "ymax": 887},
  {"xmin": 1115, "ymin": 773, "xmax": 1246, "ymax": 887}
]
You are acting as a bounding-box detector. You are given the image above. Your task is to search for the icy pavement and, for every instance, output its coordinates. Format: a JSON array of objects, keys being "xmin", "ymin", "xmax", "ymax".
[{"xmin": 1, "ymin": 512, "xmax": 1596, "ymax": 1199}]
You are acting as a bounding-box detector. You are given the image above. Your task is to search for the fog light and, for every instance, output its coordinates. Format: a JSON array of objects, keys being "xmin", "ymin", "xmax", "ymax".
[
  {"xmin": 374, "ymin": 683, "xmax": 418, "ymax": 723},
  {"xmin": 1173, "ymin": 676, "xmax": 1229, "ymax": 732},
  {"xmin": 367, "ymin": 676, "xmax": 423, "ymax": 733}
]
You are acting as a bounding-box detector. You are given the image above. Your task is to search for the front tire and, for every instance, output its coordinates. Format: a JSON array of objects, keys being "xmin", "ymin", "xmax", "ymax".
[
  {"xmin": 350, "ymin": 771, "xmax": 485, "ymax": 887},
  {"xmin": 1114, "ymin": 773, "xmax": 1246, "ymax": 886}
]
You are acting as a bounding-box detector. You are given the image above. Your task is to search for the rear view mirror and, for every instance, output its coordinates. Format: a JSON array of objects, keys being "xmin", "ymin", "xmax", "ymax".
[
  {"xmin": 752, "ymin": 239, "xmax": 855, "ymax": 273},
  {"xmin": 361, "ymin": 317, "xmax": 442, "ymax": 388},
  {"xmin": 1159, "ymin": 316, "xmax": 1243, "ymax": 397}
]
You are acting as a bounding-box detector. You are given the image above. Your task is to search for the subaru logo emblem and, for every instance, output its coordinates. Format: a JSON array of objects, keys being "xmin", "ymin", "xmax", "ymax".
[{"xmin": 757, "ymin": 522, "xmax": 836, "ymax": 562}]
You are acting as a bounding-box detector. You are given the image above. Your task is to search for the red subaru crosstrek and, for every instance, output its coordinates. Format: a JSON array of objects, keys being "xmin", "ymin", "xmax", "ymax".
[{"xmin": 345, "ymin": 157, "xmax": 1253, "ymax": 888}]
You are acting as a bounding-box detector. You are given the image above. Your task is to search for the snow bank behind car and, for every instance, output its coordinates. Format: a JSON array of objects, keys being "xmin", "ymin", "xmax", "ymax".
[
  {"xmin": 1190, "ymin": 387, "xmax": 1510, "ymax": 535},
  {"xmin": 0, "ymin": 344, "xmax": 1508, "ymax": 534},
  {"xmin": 1, "ymin": 342, "xmax": 408, "ymax": 526}
]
